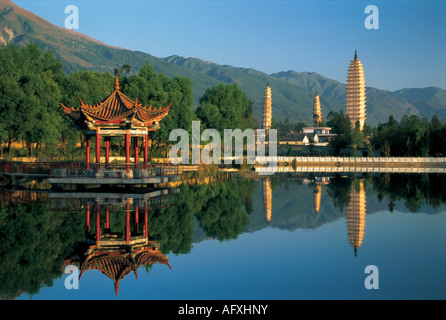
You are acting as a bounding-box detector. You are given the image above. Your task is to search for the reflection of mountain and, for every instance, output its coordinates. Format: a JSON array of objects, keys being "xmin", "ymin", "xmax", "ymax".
[
  {"xmin": 346, "ymin": 181, "xmax": 367, "ymax": 257},
  {"xmin": 247, "ymin": 177, "xmax": 340, "ymax": 233},
  {"xmin": 246, "ymin": 173, "xmax": 446, "ymax": 236}
]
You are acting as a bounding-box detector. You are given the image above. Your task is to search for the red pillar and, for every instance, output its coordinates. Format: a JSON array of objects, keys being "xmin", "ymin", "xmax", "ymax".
[
  {"xmin": 105, "ymin": 137, "xmax": 110, "ymax": 166},
  {"xmin": 86, "ymin": 136, "xmax": 91, "ymax": 169},
  {"xmin": 144, "ymin": 205, "xmax": 148, "ymax": 238},
  {"xmin": 125, "ymin": 131, "xmax": 130, "ymax": 172},
  {"xmin": 134, "ymin": 137, "xmax": 139, "ymax": 166},
  {"xmin": 96, "ymin": 204, "xmax": 101, "ymax": 244},
  {"xmin": 96, "ymin": 130, "xmax": 101, "ymax": 165},
  {"xmin": 125, "ymin": 202, "xmax": 130, "ymax": 243},
  {"xmin": 105, "ymin": 205, "xmax": 110, "ymax": 233},
  {"xmin": 144, "ymin": 133, "xmax": 149, "ymax": 166},
  {"xmin": 134, "ymin": 206, "xmax": 139, "ymax": 234},
  {"xmin": 86, "ymin": 202, "xmax": 90, "ymax": 233}
]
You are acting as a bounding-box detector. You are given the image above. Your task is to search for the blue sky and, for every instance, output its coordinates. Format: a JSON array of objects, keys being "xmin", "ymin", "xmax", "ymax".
[{"xmin": 13, "ymin": 0, "xmax": 446, "ymax": 91}]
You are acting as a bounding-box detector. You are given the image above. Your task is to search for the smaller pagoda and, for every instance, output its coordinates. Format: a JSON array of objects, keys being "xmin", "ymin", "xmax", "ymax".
[{"xmin": 60, "ymin": 76, "xmax": 171, "ymax": 168}]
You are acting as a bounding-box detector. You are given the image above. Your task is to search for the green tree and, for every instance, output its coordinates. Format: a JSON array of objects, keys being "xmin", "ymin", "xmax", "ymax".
[
  {"xmin": 0, "ymin": 44, "xmax": 68, "ymax": 156},
  {"xmin": 326, "ymin": 110, "xmax": 353, "ymax": 155},
  {"xmin": 429, "ymin": 114, "xmax": 446, "ymax": 156},
  {"xmin": 196, "ymin": 83, "xmax": 255, "ymax": 134},
  {"xmin": 123, "ymin": 62, "xmax": 195, "ymax": 158}
]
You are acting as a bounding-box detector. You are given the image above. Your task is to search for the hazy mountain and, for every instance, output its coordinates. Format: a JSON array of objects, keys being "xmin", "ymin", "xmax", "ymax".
[
  {"xmin": 0, "ymin": 0, "xmax": 221, "ymax": 99},
  {"xmin": 269, "ymin": 70, "xmax": 421, "ymax": 125},
  {"xmin": 1, "ymin": 0, "xmax": 445, "ymax": 127},
  {"xmin": 390, "ymin": 87, "xmax": 446, "ymax": 119}
]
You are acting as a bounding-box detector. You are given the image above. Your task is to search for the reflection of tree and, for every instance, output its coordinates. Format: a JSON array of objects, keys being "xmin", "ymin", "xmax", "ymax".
[
  {"xmin": 0, "ymin": 175, "xmax": 255, "ymax": 299},
  {"xmin": 0, "ymin": 203, "xmax": 83, "ymax": 299},
  {"xmin": 129, "ymin": 176, "xmax": 254, "ymax": 254},
  {"xmin": 372, "ymin": 173, "xmax": 446, "ymax": 212},
  {"xmin": 195, "ymin": 179, "xmax": 250, "ymax": 241},
  {"xmin": 326, "ymin": 174, "xmax": 355, "ymax": 213},
  {"xmin": 146, "ymin": 186, "xmax": 195, "ymax": 255}
]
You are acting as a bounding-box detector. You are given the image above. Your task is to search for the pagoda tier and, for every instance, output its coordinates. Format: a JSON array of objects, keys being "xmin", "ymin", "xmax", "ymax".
[
  {"xmin": 346, "ymin": 50, "xmax": 367, "ymax": 131},
  {"xmin": 60, "ymin": 76, "xmax": 171, "ymax": 131}
]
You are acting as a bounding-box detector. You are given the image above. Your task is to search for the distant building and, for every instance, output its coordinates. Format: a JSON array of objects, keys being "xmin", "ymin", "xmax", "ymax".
[
  {"xmin": 279, "ymin": 131, "xmax": 319, "ymax": 146},
  {"xmin": 302, "ymin": 127, "xmax": 336, "ymax": 145},
  {"xmin": 346, "ymin": 50, "xmax": 367, "ymax": 131}
]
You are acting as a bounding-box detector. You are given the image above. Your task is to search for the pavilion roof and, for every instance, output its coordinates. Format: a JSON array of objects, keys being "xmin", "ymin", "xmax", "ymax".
[
  {"xmin": 79, "ymin": 247, "xmax": 171, "ymax": 297},
  {"xmin": 60, "ymin": 76, "xmax": 171, "ymax": 129}
]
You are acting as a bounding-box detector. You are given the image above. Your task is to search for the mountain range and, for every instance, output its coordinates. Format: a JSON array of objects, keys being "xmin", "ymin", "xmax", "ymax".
[{"xmin": 1, "ymin": 0, "xmax": 445, "ymax": 126}]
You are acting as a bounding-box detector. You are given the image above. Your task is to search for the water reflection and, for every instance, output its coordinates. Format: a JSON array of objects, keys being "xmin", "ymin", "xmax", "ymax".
[
  {"xmin": 0, "ymin": 172, "xmax": 445, "ymax": 299},
  {"xmin": 57, "ymin": 190, "xmax": 178, "ymax": 297},
  {"xmin": 346, "ymin": 180, "xmax": 366, "ymax": 257}
]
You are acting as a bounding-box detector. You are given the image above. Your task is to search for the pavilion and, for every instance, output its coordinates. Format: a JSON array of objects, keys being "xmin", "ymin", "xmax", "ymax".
[{"xmin": 60, "ymin": 76, "xmax": 171, "ymax": 169}]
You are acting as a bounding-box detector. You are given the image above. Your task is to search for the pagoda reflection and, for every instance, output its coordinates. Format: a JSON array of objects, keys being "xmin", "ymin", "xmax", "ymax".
[
  {"xmin": 263, "ymin": 178, "xmax": 272, "ymax": 224},
  {"xmin": 57, "ymin": 189, "xmax": 179, "ymax": 296},
  {"xmin": 312, "ymin": 176, "xmax": 330, "ymax": 214},
  {"xmin": 346, "ymin": 180, "xmax": 367, "ymax": 257}
]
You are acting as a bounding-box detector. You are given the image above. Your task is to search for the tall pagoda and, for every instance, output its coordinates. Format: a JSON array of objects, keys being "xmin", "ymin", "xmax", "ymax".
[
  {"xmin": 346, "ymin": 50, "xmax": 367, "ymax": 131},
  {"xmin": 313, "ymin": 91, "xmax": 322, "ymax": 127},
  {"xmin": 60, "ymin": 76, "xmax": 171, "ymax": 168},
  {"xmin": 262, "ymin": 83, "xmax": 273, "ymax": 132}
]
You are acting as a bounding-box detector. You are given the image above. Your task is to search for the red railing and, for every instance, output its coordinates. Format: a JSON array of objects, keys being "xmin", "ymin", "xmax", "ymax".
[
  {"xmin": 48, "ymin": 162, "xmax": 179, "ymax": 179},
  {"xmin": 0, "ymin": 161, "xmax": 53, "ymax": 175},
  {"xmin": 0, "ymin": 161, "xmax": 180, "ymax": 179}
]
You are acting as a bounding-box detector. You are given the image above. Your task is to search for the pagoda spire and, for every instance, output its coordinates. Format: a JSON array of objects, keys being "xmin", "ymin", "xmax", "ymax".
[
  {"xmin": 354, "ymin": 49, "xmax": 358, "ymax": 60},
  {"xmin": 115, "ymin": 75, "xmax": 120, "ymax": 91}
]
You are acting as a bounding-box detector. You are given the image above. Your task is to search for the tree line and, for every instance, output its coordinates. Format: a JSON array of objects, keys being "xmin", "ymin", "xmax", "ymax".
[
  {"xmin": 1, "ymin": 43, "xmax": 445, "ymax": 159},
  {"xmin": 325, "ymin": 110, "xmax": 446, "ymax": 157},
  {"xmin": 0, "ymin": 44, "xmax": 255, "ymax": 160}
]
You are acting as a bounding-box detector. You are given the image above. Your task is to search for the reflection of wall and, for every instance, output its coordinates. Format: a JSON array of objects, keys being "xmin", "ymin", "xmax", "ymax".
[
  {"xmin": 263, "ymin": 178, "xmax": 272, "ymax": 224},
  {"xmin": 346, "ymin": 180, "xmax": 367, "ymax": 256}
]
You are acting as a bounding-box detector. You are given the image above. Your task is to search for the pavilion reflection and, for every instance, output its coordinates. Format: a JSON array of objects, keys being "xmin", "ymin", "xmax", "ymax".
[{"xmin": 56, "ymin": 189, "xmax": 179, "ymax": 297}]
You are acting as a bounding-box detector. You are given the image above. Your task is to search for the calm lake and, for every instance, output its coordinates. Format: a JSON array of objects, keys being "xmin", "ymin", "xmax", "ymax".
[{"xmin": 1, "ymin": 171, "xmax": 445, "ymax": 300}]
